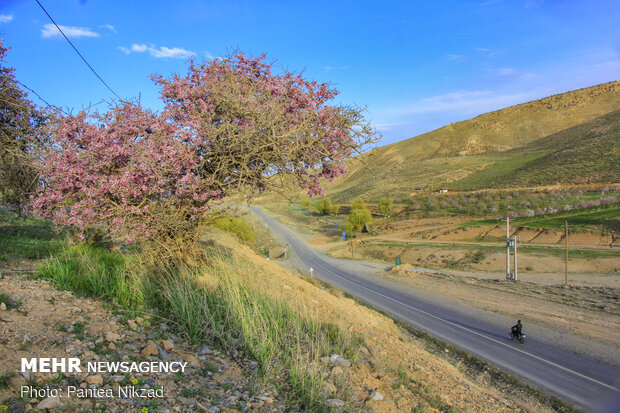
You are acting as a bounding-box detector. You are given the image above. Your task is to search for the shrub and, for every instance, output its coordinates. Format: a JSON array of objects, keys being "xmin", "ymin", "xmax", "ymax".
[
  {"xmin": 378, "ymin": 197, "xmax": 394, "ymax": 217},
  {"xmin": 345, "ymin": 208, "xmax": 373, "ymax": 233},
  {"xmin": 212, "ymin": 217, "xmax": 256, "ymax": 244},
  {"xmin": 315, "ymin": 198, "xmax": 336, "ymax": 215}
]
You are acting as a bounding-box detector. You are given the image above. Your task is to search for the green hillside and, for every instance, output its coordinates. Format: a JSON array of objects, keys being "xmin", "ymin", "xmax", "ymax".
[
  {"xmin": 449, "ymin": 109, "xmax": 620, "ymax": 189},
  {"xmin": 324, "ymin": 81, "xmax": 620, "ymax": 202}
]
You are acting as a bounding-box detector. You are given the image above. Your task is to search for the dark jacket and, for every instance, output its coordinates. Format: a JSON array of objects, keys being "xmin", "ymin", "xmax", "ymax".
[{"xmin": 512, "ymin": 322, "xmax": 523, "ymax": 335}]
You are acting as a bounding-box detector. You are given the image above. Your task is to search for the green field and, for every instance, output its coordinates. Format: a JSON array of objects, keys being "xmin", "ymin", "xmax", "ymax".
[{"xmin": 463, "ymin": 205, "xmax": 620, "ymax": 233}]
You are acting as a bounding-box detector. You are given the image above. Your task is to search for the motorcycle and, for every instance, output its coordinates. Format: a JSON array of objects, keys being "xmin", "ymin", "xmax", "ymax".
[{"xmin": 509, "ymin": 329, "xmax": 525, "ymax": 344}]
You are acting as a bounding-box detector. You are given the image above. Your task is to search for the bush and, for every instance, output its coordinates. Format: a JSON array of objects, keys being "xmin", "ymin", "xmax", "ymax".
[
  {"xmin": 346, "ymin": 208, "xmax": 373, "ymax": 233},
  {"xmin": 377, "ymin": 197, "xmax": 394, "ymax": 217},
  {"xmin": 315, "ymin": 198, "xmax": 335, "ymax": 215},
  {"xmin": 212, "ymin": 217, "xmax": 256, "ymax": 244}
]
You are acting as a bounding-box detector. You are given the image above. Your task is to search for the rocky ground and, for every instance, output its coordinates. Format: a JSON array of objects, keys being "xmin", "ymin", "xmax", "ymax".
[{"xmin": 0, "ymin": 273, "xmax": 286, "ymax": 412}]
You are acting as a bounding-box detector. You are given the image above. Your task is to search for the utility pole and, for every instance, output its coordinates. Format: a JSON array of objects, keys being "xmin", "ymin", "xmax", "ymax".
[
  {"xmin": 506, "ymin": 217, "xmax": 511, "ymax": 280},
  {"xmin": 565, "ymin": 220, "xmax": 569, "ymax": 286}
]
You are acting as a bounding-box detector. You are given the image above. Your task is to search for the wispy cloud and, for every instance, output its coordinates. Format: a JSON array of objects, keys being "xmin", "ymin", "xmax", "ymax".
[
  {"xmin": 387, "ymin": 89, "xmax": 539, "ymax": 117},
  {"xmin": 99, "ymin": 24, "xmax": 117, "ymax": 34},
  {"xmin": 119, "ymin": 43, "xmax": 195, "ymax": 59},
  {"xmin": 320, "ymin": 65, "xmax": 349, "ymax": 73},
  {"xmin": 486, "ymin": 67, "xmax": 536, "ymax": 81},
  {"xmin": 205, "ymin": 51, "xmax": 221, "ymax": 60},
  {"xmin": 446, "ymin": 54, "xmax": 465, "ymax": 61},
  {"xmin": 41, "ymin": 23, "xmax": 100, "ymax": 39},
  {"xmin": 0, "ymin": 14, "xmax": 13, "ymax": 23}
]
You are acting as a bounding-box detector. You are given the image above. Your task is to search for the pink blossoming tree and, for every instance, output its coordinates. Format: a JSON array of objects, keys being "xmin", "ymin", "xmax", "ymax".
[{"xmin": 32, "ymin": 52, "xmax": 376, "ymax": 254}]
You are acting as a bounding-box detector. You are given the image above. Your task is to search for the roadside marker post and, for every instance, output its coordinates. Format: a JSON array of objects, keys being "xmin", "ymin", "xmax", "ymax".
[
  {"xmin": 513, "ymin": 235, "xmax": 518, "ymax": 281},
  {"xmin": 506, "ymin": 217, "xmax": 511, "ymax": 280},
  {"xmin": 310, "ymin": 267, "xmax": 314, "ymax": 278},
  {"xmin": 565, "ymin": 220, "xmax": 569, "ymax": 286},
  {"xmin": 342, "ymin": 231, "xmax": 346, "ymax": 241}
]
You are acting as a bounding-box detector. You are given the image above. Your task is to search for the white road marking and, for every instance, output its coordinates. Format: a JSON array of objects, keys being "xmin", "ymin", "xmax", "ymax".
[{"xmin": 306, "ymin": 248, "xmax": 620, "ymax": 393}]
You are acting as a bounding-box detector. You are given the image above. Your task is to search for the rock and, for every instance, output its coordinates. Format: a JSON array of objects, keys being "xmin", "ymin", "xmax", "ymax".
[
  {"xmin": 199, "ymin": 345, "xmax": 214, "ymax": 355},
  {"xmin": 0, "ymin": 302, "xmax": 6, "ymax": 311},
  {"xmin": 69, "ymin": 306, "xmax": 82, "ymax": 312},
  {"xmin": 370, "ymin": 390, "xmax": 384, "ymax": 401},
  {"xmin": 142, "ymin": 343, "xmax": 158, "ymax": 356},
  {"xmin": 326, "ymin": 399, "xmax": 345, "ymax": 408},
  {"xmin": 111, "ymin": 375, "xmax": 125, "ymax": 383},
  {"xmin": 184, "ymin": 354, "xmax": 200, "ymax": 364},
  {"xmin": 329, "ymin": 354, "xmax": 351, "ymax": 367},
  {"xmin": 36, "ymin": 396, "xmax": 63, "ymax": 410},
  {"xmin": 258, "ymin": 396, "xmax": 273, "ymax": 404},
  {"xmin": 322, "ymin": 381, "xmax": 337, "ymax": 395},
  {"xmin": 85, "ymin": 374, "xmax": 104, "ymax": 385},
  {"xmin": 105, "ymin": 331, "xmax": 121, "ymax": 342},
  {"xmin": 127, "ymin": 320, "xmax": 138, "ymax": 330},
  {"xmin": 135, "ymin": 317, "xmax": 144, "ymax": 324},
  {"xmin": 268, "ymin": 247, "xmax": 287, "ymax": 259},
  {"xmin": 158, "ymin": 348, "xmax": 170, "ymax": 360},
  {"xmin": 162, "ymin": 339, "xmax": 174, "ymax": 351},
  {"xmin": 177, "ymin": 397, "xmax": 195, "ymax": 406},
  {"xmin": 107, "ymin": 342, "xmax": 116, "ymax": 350},
  {"xmin": 8, "ymin": 401, "xmax": 25, "ymax": 413},
  {"xmin": 331, "ymin": 366, "xmax": 344, "ymax": 376}
]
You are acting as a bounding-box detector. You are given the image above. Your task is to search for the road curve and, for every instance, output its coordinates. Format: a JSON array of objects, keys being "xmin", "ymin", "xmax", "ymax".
[{"xmin": 252, "ymin": 207, "xmax": 620, "ymax": 411}]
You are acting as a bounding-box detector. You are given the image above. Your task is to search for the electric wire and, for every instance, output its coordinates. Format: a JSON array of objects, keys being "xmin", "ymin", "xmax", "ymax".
[{"xmin": 34, "ymin": 0, "xmax": 122, "ymax": 101}]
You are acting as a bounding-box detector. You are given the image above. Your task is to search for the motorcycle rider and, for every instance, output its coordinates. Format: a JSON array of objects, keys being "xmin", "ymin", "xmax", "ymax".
[{"xmin": 511, "ymin": 320, "xmax": 523, "ymax": 338}]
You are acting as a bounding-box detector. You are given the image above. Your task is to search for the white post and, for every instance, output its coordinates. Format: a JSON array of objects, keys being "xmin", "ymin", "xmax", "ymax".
[
  {"xmin": 309, "ymin": 267, "xmax": 314, "ymax": 278},
  {"xmin": 506, "ymin": 217, "xmax": 511, "ymax": 280},
  {"xmin": 513, "ymin": 235, "xmax": 517, "ymax": 281}
]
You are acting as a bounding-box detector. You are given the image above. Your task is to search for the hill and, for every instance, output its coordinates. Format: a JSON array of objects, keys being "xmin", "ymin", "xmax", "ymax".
[
  {"xmin": 450, "ymin": 109, "xmax": 620, "ymax": 189},
  {"xmin": 324, "ymin": 81, "xmax": 620, "ymax": 202}
]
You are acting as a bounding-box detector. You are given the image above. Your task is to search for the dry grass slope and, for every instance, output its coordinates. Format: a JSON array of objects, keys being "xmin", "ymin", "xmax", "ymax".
[{"xmin": 325, "ymin": 81, "xmax": 620, "ymax": 201}]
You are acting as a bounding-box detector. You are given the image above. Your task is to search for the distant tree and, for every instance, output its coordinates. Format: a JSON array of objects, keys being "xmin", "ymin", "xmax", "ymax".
[
  {"xmin": 377, "ymin": 197, "xmax": 393, "ymax": 218},
  {"xmin": 345, "ymin": 207, "xmax": 372, "ymax": 233},
  {"xmin": 315, "ymin": 198, "xmax": 335, "ymax": 215},
  {"xmin": 301, "ymin": 199, "xmax": 312, "ymax": 211},
  {"xmin": 0, "ymin": 40, "xmax": 47, "ymax": 213},
  {"xmin": 351, "ymin": 197, "xmax": 366, "ymax": 210},
  {"xmin": 32, "ymin": 51, "xmax": 377, "ymax": 257}
]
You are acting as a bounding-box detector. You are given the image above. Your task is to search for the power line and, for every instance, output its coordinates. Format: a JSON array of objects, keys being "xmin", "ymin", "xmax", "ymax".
[
  {"xmin": 17, "ymin": 80, "xmax": 68, "ymax": 114},
  {"xmin": 34, "ymin": 0, "xmax": 122, "ymax": 101}
]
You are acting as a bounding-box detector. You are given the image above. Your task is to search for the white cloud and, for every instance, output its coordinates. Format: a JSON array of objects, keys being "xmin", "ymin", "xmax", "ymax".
[
  {"xmin": 99, "ymin": 24, "xmax": 117, "ymax": 33},
  {"xmin": 120, "ymin": 43, "xmax": 195, "ymax": 59},
  {"xmin": 446, "ymin": 54, "xmax": 465, "ymax": 61},
  {"xmin": 388, "ymin": 89, "xmax": 539, "ymax": 117},
  {"xmin": 205, "ymin": 51, "xmax": 221, "ymax": 60},
  {"xmin": 41, "ymin": 23, "xmax": 100, "ymax": 39},
  {"xmin": 0, "ymin": 14, "xmax": 13, "ymax": 23}
]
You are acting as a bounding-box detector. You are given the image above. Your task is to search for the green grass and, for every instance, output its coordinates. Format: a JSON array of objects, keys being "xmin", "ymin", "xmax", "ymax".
[
  {"xmin": 360, "ymin": 240, "xmax": 619, "ymax": 261},
  {"xmin": 38, "ymin": 244, "xmax": 147, "ymax": 310},
  {"xmin": 464, "ymin": 205, "xmax": 620, "ymax": 233},
  {"xmin": 35, "ymin": 233, "xmax": 359, "ymax": 412},
  {"xmin": 0, "ymin": 293, "xmax": 21, "ymax": 310},
  {"xmin": 0, "ymin": 211, "xmax": 66, "ymax": 262},
  {"xmin": 516, "ymin": 206, "xmax": 620, "ymax": 232},
  {"xmin": 0, "ymin": 372, "xmax": 16, "ymax": 389}
]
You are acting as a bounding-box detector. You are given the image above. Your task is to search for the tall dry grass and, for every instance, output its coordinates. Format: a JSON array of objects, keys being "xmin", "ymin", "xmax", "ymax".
[{"xmin": 38, "ymin": 235, "xmax": 359, "ymax": 411}]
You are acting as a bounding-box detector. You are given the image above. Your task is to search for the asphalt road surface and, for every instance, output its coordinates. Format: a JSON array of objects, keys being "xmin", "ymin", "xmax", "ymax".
[{"xmin": 252, "ymin": 207, "xmax": 620, "ymax": 412}]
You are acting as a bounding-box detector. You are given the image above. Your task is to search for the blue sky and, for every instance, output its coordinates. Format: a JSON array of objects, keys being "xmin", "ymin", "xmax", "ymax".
[{"xmin": 1, "ymin": 0, "xmax": 619, "ymax": 146}]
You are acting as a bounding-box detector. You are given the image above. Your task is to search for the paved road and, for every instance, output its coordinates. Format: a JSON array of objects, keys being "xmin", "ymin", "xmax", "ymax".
[{"xmin": 252, "ymin": 207, "xmax": 620, "ymax": 411}]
